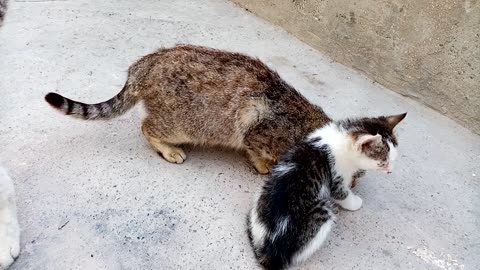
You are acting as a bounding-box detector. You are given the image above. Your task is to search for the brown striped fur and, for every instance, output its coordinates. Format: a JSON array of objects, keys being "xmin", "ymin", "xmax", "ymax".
[{"xmin": 45, "ymin": 45, "xmax": 332, "ymax": 173}]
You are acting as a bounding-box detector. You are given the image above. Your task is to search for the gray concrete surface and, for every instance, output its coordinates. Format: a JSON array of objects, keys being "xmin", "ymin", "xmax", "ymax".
[
  {"xmin": 0, "ymin": 0, "xmax": 479, "ymax": 269},
  {"xmin": 231, "ymin": 0, "xmax": 480, "ymax": 135}
]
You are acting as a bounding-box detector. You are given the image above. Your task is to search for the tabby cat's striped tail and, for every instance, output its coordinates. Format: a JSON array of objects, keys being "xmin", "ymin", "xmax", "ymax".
[
  {"xmin": 45, "ymin": 83, "xmax": 138, "ymax": 120},
  {"xmin": 0, "ymin": 0, "xmax": 9, "ymax": 27}
]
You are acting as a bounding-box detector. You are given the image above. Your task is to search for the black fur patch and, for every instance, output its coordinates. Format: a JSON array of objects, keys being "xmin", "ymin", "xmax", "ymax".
[
  {"xmin": 45, "ymin": 92, "xmax": 64, "ymax": 109},
  {"xmin": 66, "ymin": 99, "xmax": 73, "ymax": 115},
  {"xmin": 249, "ymin": 140, "xmax": 342, "ymax": 269},
  {"xmin": 81, "ymin": 103, "xmax": 88, "ymax": 118},
  {"xmin": 339, "ymin": 117, "xmax": 399, "ymax": 145}
]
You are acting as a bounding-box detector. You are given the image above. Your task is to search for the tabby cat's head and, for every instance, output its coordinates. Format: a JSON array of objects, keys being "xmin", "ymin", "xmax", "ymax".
[{"xmin": 342, "ymin": 113, "xmax": 407, "ymax": 173}]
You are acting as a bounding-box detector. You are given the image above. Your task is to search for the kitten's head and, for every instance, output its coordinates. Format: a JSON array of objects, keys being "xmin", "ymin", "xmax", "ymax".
[{"xmin": 342, "ymin": 113, "xmax": 407, "ymax": 173}]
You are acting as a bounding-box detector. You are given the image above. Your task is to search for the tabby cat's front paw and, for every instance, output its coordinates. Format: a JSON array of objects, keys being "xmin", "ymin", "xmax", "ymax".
[
  {"xmin": 252, "ymin": 159, "xmax": 274, "ymax": 175},
  {"xmin": 158, "ymin": 147, "xmax": 186, "ymax": 164}
]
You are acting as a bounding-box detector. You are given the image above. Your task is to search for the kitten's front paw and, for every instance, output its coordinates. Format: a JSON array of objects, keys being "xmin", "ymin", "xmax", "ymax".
[
  {"xmin": 0, "ymin": 231, "xmax": 20, "ymax": 269},
  {"xmin": 350, "ymin": 170, "xmax": 366, "ymax": 188},
  {"xmin": 349, "ymin": 195, "xmax": 363, "ymax": 211},
  {"xmin": 339, "ymin": 194, "xmax": 363, "ymax": 211}
]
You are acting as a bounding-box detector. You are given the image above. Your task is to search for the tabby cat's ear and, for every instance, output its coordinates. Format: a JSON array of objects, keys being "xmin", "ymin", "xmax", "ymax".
[
  {"xmin": 386, "ymin": 113, "xmax": 407, "ymax": 131},
  {"xmin": 355, "ymin": 134, "xmax": 382, "ymax": 150}
]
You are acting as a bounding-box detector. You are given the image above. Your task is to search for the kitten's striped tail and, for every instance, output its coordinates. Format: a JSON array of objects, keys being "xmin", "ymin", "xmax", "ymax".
[{"xmin": 45, "ymin": 83, "xmax": 138, "ymax": 120}]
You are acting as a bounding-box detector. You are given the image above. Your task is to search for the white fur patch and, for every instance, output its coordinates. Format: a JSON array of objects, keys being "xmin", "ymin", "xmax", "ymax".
[
  {"xmin": 319, "ymin": 184, "xmax": 330, "ymax": 199},
  {"xmin": 387, "ymin": 141, "xmax": 398, "ymax": 161},
  {"xmin": 271, "ymin": 216, "xmax": 289, "ymax": 241},
  {"xmin": 384, "ymin": 141, "xmax": 398, "ymax": 172},
  {"xmin": 308, "ymin": 124, "xmax": 359, "ymax": 183},
  {"xmin": 249, "ymin": 194, "xmax": 268, "ymax": 248},
  {"xmin": 336, "ymin": 190, "xmax": 363, "ymax": 211},
  {"xmin": 60, "ymin": 100, "xmax": 69, "ymax": 112},
  {"xmin": 0, "ymin": 166, "xmax": 21, "ymax": 269},
  {"xmin": 0, "ymin": 168, "xmax": 14, "ymax": 200},
  {"xmin": 273, "ymin": 162, "xmax": 295, "ymax": 177},
  {"xmin": 293, "ymin": 219, "xmax": 333, "ymax": 264}
]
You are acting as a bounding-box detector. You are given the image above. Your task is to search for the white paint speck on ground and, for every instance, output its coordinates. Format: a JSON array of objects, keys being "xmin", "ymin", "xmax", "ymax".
[{"xmin": 410, "ymin": 246, "xmax": 464, "ymax": 270}]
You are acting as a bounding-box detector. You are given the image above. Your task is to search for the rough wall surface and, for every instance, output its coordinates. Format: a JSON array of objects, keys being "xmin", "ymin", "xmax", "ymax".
[{"xmin": 231, "ymin": 0, "xmax": 480, "ymax": 134}]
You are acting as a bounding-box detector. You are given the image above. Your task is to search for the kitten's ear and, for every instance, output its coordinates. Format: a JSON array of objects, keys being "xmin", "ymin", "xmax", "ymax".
[
  {"xmin": 386, "ymin": 113, "xmax": 407, "ymax": 131},
  {"xmin": 356, "ymin": 134, "xmax": 382, "ymax": 150}
]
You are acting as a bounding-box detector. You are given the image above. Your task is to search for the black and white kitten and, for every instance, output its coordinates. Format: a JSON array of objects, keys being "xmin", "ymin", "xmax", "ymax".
[{"xmin": 247, "ymin": 113, "xmax": 406, "ymax": 270}]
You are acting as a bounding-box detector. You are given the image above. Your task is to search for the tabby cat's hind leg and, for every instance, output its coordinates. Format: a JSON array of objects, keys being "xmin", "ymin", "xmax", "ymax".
[
  {"xmin": 142, "ymin": 120, "xmax": 186, "ymax": 164},
  {"xmin": 246, "ymin": 149, "xmax": 275, "ymax": 175}
]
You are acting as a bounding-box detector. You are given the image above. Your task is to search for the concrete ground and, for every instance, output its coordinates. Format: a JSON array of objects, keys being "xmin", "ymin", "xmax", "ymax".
[{"xmin": 0, "ymin": 1, "xmax": 478, "ymax": 269}]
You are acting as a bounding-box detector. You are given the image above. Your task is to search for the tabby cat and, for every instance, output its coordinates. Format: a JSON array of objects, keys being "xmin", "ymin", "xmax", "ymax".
[
  {"xmin": 45, "ymin": 44, "xmax": 332, "ymax": 174},
  {"xmin": 247, "ymin": 114, "xmax": 406, "ymax": 269}
]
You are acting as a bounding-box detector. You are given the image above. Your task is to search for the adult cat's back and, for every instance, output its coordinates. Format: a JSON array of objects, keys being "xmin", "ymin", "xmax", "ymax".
[{"xmin": 135, "ymin": 45, "xmax": 328, "ymax": 147}]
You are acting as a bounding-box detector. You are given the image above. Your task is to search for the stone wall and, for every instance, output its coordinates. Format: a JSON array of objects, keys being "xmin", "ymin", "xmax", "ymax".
[{"xmin": 231, "ymin": 0, "xmax": 480, "ymax": 134}]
